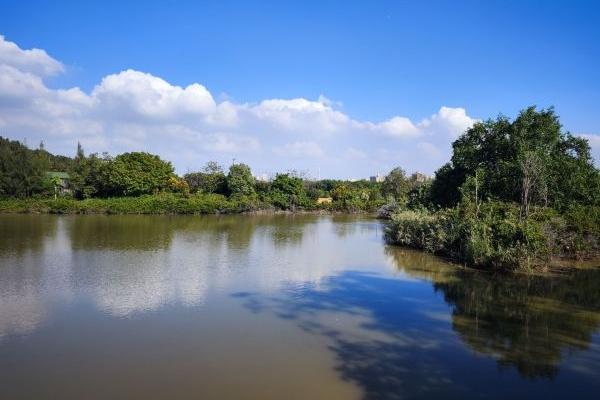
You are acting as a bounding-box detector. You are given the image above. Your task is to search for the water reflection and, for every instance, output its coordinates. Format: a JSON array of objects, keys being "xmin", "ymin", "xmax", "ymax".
[
  {"xmin": 434, "ymin": 267, "xmax": 600, "ymax": 379},
  {"xmin": 235, "ymin": 247, "xmax": 600, "ymax": 398},
  {"xmin": 0, "ymin": 215, "xmax": 58, "ymax": 256},
  {"xmin": 1, "ymin": 215, "xmax": 599, "ymax": 399},
  {"xmin": 0, "ymin": 215, "xmax": 381, "ymax": 327},
  {"xmin": 235, "ymin": 271, "xmax": 458, "ymax": 399}
]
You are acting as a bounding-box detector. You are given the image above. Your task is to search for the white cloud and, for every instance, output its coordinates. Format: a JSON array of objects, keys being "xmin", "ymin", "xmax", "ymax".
[
  {"xmin": 202, "ymin": 132, "xmax": 260, "ymax": 153},
  {"xmin": 416, "ymin": 142, "xmax": 442, "ymax": 158},
  {"xmin": 344, "ymin": 147, "xmax": 367, "ymax": 160},
  {"xmin": 249, "ymin": 97, "xmax": 351, "ymax": 134},
  {"xmin": 0, "ymin": 35, "xmax": 64, "ymax": 76},
  {"xmin": 374, "ymin": 116, "xmax": 420, "ymax": 138},
  {"xmin": 273, "ymin": 141, "xmax": 324, "ymax": 158},
  {"xmin": 92, "ymin": 69, "xmax": 216, "ymax": 120},
  {"xmin": 0, "ymin": 35, "xmax": 485, "ymax": 178},
  {"xmin": 419, "ymin": 106, "xmax": 477, "ymax": 138}
]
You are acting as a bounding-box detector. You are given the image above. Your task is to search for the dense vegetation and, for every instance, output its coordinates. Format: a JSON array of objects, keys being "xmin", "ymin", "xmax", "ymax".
[
  {"xmin": 1, "ymin": 136, "xmax": 424, "ymax": 213},
  {"xmin": 385, "ymin": 107, "xmax": 600, "ymax": 270}
]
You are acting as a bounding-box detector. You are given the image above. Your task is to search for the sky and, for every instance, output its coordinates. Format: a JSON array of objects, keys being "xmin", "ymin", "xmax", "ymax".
[{"xmin": 0, "ymin": 0, "xmax": 599, "ymax": 179}]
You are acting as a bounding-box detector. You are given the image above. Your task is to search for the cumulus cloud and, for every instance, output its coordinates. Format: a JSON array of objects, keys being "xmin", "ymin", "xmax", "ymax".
[
  {"xmin": 0, "ymin": 35, "xmax": 63, "ymax": 76},
  {"xmin": 419, "ymin": 106, "xmax": 475, "ymax": 138},
  {"xmin": 92, "ymin": 69, "xmax": 217, "ymax": 120},
  {"xmin": 372, "ymin": 116, "xmax": 420, "ymax": 138},
  {"xmin": 0, "ymin": 34, "xmax": 483, "ymax": 177}
]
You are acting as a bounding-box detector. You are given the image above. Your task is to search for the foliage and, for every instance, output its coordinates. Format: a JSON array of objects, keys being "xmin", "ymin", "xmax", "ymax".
[
  {"xmin": 0, "ymin": 193, "xmax": 243, "ymax": 214},
  {"xmin": 167, "ymin": 176, "xmax": 190, "ymax": 197},
  {"xmin": 106, "ymin": 152, "xmax": 174, "ymax": 196},
  {"xmin": 268, "ymin": 173, "xmax": 309, "ymax": 210},
  {"xmin": 430, "ymin": 107, "xmax": 599, "ymax": 210},
  {"xmin": 227, "ymin": 163, "xmax": 255, "ymax": 198},
  {"xmin": 330, "ymin": 183, "xmax": 384, "ymax": 212},
  {"xmin": 385, "ymin": 201, "xmax": 600, "ymax": 270},
  {"xmin": 406, "ymin": 181, "xmax": 432, "ymax": 211},
  {"xmin": 381, "ymin": 167, "xmax": 410, "ymax": 203},
  {"xmin": 0, "ymin": 137, "xmax": 46, "ymax": 197},
  {"xmin": 184, "ymin": 161, "xmax": 228, "ymax": 194}
]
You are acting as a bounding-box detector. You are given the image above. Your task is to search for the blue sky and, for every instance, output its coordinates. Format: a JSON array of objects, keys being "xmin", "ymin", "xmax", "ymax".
[{"xmin": 1, "ymin": 0, "xmax": 599, "ymax": 178}]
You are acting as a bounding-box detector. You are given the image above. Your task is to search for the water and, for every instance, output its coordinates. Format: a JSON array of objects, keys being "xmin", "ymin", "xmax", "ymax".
[{"xmin": 1, "ymin": 214, "xmax": 599, "ymax": 399}]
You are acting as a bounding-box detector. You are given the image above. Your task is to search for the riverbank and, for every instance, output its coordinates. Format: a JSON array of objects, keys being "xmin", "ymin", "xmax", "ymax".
[
  {"xmin": 384, "ymin": 202, "xmax": 600, "ymax": 271},
  {"xmin": 0, "ymin": 194, "xmax": 369, "ymax": 215}
]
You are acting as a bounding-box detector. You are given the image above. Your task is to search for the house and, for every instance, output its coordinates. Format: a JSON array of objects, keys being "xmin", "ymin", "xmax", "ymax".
[
  {"xmin": 316, "ymin": 197, "xmax": 333, "ymax": 205},
  {"xmin": 45, "ymin": 171, "xmax": 71, "ymax": 195}
]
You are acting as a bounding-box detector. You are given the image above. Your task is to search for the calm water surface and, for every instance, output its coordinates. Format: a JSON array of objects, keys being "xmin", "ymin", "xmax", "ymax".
[{"xmin": 1, "ymin": 214, "xmax": 599, "ymax": 399}]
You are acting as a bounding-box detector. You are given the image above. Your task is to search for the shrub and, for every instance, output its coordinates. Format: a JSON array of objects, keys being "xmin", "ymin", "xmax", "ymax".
[{"xmin": 385, "ymin": 201, "xmax": 599, "ymax": 270}]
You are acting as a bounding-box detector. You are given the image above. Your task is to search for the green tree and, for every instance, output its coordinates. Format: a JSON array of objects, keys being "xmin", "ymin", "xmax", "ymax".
[
  {"xmin": 227, "ymin": 163, "xmax": 255, "ymax": 197},
  {"xmin": 0, "ymin": 137, "xmax": 45, "ymax": 197},
  {"xmin": 381, "ymin": 167, "xmax": 410, "ymax": 202},
  {"xmin": 107, "ymin": 152, "xmax": 174, "ymax": 196},
  {"xmin": 69, "ymin": 142, "xmax": 92, "ymax": 199},
  {"xmin": 184, "ymin": 161, "xmax": 227, "ymax": 194},
  {"xmin": 270, "ymin": 173, "xmax": 308, "ymax": 209},
  {"xmin": 84, "ymin": 152, "xmax": 113, "ymax": 197},
  {"xmin": 430, "ymin": 106, "xmax": 599, "ymax": 210}
]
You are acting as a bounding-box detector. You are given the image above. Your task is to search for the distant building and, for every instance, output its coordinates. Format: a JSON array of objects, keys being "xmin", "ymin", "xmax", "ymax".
[
  {"xmin": 411, "ymin": 172, "xmax": 429, "ymax": 183},
  {"xmin": 316, "ymin": 197, "xmax": 333, "ymax": 205},
  {"xmin": 45, "ymin": 171, "xmax": 71, "ymax": 195},
  {"xmin": 370, "ymin": 175, "xmax": 384, "ymax": 183}
]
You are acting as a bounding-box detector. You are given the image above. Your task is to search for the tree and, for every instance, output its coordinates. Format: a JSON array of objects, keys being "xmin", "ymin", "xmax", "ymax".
[
  {"xmin": 184, "ymin": 161, "xmax": 227, "ymax": 194},
  {"xmin": 430, "ymin": 106, "xmax": 599, "ymax": 210},
  {"xmin": 520, "ymin": 151, "xmax": 546, "ymax": 219},
  {"xmin": 69, "ymin": 142, "xmax": 91, "ymax": 199},
  {"xmin": 270, "ymin": 173, "xmax": 308, "ymax": 209},
  {"xmin": 106, "ymin": 152, "xmax": 174, "ymax": 196},
  {"xmin": 227, "ymin": 163, "xmax": 255, "ymax": 197},
  {"xmin": 381, "ymin": 167, "xmax": 410, "ymax": 202},
  {"xmin": 0, "ymin": 137, "xmax": 45, "ymax": 197},
  {"xmin": 84, "ymin": 152, "xmax": 112, "ymax": 197}
]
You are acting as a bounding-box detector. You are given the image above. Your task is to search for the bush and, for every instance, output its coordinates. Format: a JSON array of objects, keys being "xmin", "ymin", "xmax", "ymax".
[
  {"xmin": 0, "ymin": 193, "xmax": 238, "ymax": 215},
  {"xmin": 385, "ymin": 201, "xmax": 600, "ymax": 270}
]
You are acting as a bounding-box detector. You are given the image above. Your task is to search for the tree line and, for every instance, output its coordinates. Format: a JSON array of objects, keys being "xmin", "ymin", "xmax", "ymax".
[
  {"xmin": 0, "ymin": 136, "xmax": 429, "ymax": 212},
  {"xmin": 1, "ymin": 105, "xmax": 598, "ymax": 217}
]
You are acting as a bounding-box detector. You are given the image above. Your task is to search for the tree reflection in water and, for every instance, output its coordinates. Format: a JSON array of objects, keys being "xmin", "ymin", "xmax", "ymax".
[
  {"xmin": 235, "ymin": 247, "xmax": 600, "ymax": 398},
  {"xmin": 386, "ymin": 247, "xmax": 600, "ymax": 378},
  {"xmin": 434, "ymin": 265, "xmax": 600, "ymax": 379}
]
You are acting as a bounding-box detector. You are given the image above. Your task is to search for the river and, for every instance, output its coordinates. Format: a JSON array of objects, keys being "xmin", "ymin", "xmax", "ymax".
[{"xmin": 1, "ymin": 214, "xmax": 599, "ymax": 399}]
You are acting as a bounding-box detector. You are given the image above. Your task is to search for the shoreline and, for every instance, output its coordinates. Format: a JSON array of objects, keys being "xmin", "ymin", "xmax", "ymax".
[{"xmin": 0, "ymin": 197, "xmax": 376, "ymax": 216}]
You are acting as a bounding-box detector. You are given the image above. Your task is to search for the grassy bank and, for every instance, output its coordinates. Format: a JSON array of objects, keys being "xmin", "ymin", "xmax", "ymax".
[
  {"xmin": 384, "ymin": 202, "xmax": 600, "ymax": 271},
  {"xmin": 0, "ymin": 194, "xmax": 255, "ymax": 215},
  {"xmin": 0, "ymin": 193, "xmax": 373, "ymax": 215}
]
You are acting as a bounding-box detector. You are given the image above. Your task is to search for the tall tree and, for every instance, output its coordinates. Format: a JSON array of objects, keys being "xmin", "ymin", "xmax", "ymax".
[
  {"xmin": 227, "ymin": 163, "xmax": 255, "ymax": 197},
  {"xmin": 381, "ymin": 167, "xmax": 410, "ymax": 202}
]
